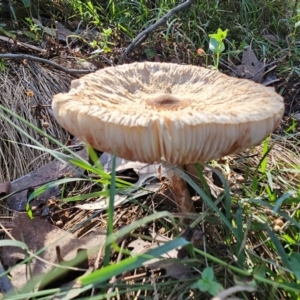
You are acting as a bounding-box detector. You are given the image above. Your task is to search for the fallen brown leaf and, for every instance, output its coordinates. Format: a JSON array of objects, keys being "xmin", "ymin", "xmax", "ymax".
[
  {"xmin": 76, "ymin": 153, "xmax": 166, "ymax": 211},
  {"xmin": 39, "ymin": 247, "xmax": 88, "ymax": 290},
  {"xmin": 234, "ymin": 47, "xmax": 265, "ymax": 83},
  {"xmin": 2, "ymin": 213, "xmax": 85, "ymax": 289},
  {"xmin": 7, "ymin": 149, "xmax": 88, "ymax": 211},
  {"xmin": 1, "ymin": 213, "xmax": 106, "ymax": 290},
  {"xmin": 128, "ymin": 232, "xmax": 194, "ymax": 281}
]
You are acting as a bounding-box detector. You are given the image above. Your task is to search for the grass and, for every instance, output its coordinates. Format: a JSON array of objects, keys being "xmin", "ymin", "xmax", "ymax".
[{"xmin": 0, "ymin": 0, "xmax": 300, "ymax": 299}]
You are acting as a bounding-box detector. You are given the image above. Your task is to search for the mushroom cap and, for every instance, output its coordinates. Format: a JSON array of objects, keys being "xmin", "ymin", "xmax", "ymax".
[{"xmin": 52, "ymin": 62, "xmax": 284, "ymax": 165}]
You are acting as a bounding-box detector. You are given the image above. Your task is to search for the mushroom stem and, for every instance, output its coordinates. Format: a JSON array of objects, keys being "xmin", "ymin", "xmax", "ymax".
[
  {"xmin": 184, "ymin": 163, "xmax": 203, "ymax": 184},
  {"xmin": 164, "ymin": 165, "xmax": 195, "ymax": 213}
]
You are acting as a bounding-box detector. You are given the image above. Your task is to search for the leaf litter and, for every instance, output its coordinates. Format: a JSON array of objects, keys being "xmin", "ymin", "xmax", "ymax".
[
  {"xmin": 75, "ymin": 153, "xmax": 168, "ymax": 211},
  {"xmin": 1, "ymin": 150, "xmax": 213, "ymax": 292},
  {"xmin": 1, "ymin": 212, "xmax": 106, "ymax": 291},
  {"xmin": 3, "ymin": 140, "xmax": 298, "ymax": 285},
  {"xmin": 0, "ymin": 152, "xmax": 187, "ymax": 292},
  {"xmin": 4, "ymin": 148, "xmax": 88, "ymax": 212},
  {"xmin": 1, "ymin": 133, "xmax": 299, "ymax": 295},
  {"xmin": 127, "ymin": 229, "xmax": 206, "ymax": 281},
  {"xmin": 231, "ymin": 46, "xmax": 279, "ymax": 86}
]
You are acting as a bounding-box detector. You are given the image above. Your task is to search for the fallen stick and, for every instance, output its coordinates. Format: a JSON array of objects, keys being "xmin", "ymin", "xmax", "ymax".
[
  {"xmin": 118, "ymin": 0, "xmax": 194, "ymax": 63},
  {"xmin": 0, "ymin": 54, "xmax": 93, "ymax": 75},
  {"xmin": 0, "ymin": 35, "xmax": 47, "ymax": 54}
]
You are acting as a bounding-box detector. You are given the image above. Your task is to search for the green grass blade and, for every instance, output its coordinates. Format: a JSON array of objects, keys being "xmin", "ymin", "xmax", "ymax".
[
  {"xmin": 208, "ymin": 165, "xmax": 232, "ymax": 223},
  {"xmin": 103, "ymin": 155, "xmax": 116, "ymax": 267},
  {"xmin": 0, "ymin": 240, "xmax": 28, "ymax": 250},
  {"xmin": 266, "ymin": 226, "xmax": 292, "ymax": 271},
  {"xmin": 194, "ymin": 163, "xmax": 211, "ymax": 197},
  {"xmin": 273, "ymin": 191, "xmax": 297, "ymax": 213},
  {"xmin": 172, "ymin": 165, "xmax": 237, "ymax": 239},
  {"xmin": 27, "ymin": 178, "xmax": 88, "ymax": 202},
  {"xmin": 236, "ymin": 205, "xmax": 246, "ymax": 267}
]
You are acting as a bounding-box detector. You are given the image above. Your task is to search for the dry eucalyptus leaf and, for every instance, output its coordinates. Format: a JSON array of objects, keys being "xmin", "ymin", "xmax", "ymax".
[
  {"xmin": 79, "ymin": 228, "xmax": 107, "ymax": 265},
  {"xmin": 38, "ymin": 247, "xmax": 88, "ymax": 291},
  {"xmin": 100, "ymin": 153, "xmax": 128, "ymax": 173},
  {"xmin": 160, "ymin": 262, "xmax": 194, "ymax": 280},
  {"xmin": 128, "ymin": 238, "xmax": 152, "ymax": 255},
  {"xmin": 7, "ymin": 149, "xmax": 88, "ymax": 211},
  {"xmin": 100, "ymin": 152, "xmax": 166, "ymax": 187},
  {"xmin": 55, "ymin": 21, "xmax": 74, "ymax": 41},
  {"xmin": 262, "ymin": 73, "xmax": 280, "ymax": 86},
  {"xmin": 75, "ymin": 194, "xmax": 128, "ymax": 211},
  {"xmin": 128, "ymin": 234, "xmax": 194, "ymax": 280},
  {"xmin": 292, "ymin": 113, "xmax": 300, "ymax": 121},
  {"xmin": 242, "ymin": 47, "xmax": 265, "ymax": 81},
  {"xmin": 76, "ymin": 153, "xmax": 166, "ymax": 211},
  {"xmin": 2, "ymin": 213, "xmax": 84, "ymax": 289},
  {"xmin": 262, "ymin": 34, "xmax": 279, "ymax": 47},
  {"xmin": 32, "ymin": 18, "xmax": 73, "ymax": 41},
  {"xmin": 235, "ymin": 47, "xmax": 278, "ymax": 86}
]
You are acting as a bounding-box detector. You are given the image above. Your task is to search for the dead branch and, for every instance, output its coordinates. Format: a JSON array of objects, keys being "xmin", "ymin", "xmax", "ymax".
[
  {"xmin": 0, "ymin": 35, "xmax": 47, "ymax": 54},
  {"xmin": 0, "ymin": 54, "xmax": 93, "ymax": 75},
  {"xmin": 118, "ymin": 0, "xmax": 194, "ymax": 63}
]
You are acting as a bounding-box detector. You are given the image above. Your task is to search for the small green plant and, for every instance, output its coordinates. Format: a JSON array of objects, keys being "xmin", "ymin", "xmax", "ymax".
[
  {"xmin": 285, "ymin": 117, "xmax": 297, "ymax": 134},
  {"xmin": 191, "ymin": 267, "xmax": 223, "ymax": 296},
  {"xmin": 90, "ymin": 28, "xmax": 114, "ymax": 55},
  {"xmin": 208, "ymin": 28, "xmax": 228, "ymax": 69},
  {"xmin": 24, "ymin": 17, "xmax": 41, "ymax": 41}
]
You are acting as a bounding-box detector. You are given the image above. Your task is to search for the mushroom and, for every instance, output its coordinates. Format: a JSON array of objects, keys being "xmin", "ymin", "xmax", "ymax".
[{"xmin": 52, "ymin": 62, "xmax": 284, "ymax": 214}]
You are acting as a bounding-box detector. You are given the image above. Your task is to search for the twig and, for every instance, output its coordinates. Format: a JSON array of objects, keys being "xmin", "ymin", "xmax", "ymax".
[
  {"xmin": 118, "ymin": 0, "xmax": 194, "ymax": 63},
  {"xmin": 219, "ymin": 60, "xmax": 241, "ymax": 76},
  {"xmin": 0, "ymin": 35, "xmax": 47, "ymax": 53},
  {"xmin": 0, "ymin": 54, "xmax": 93, "ymax": 75}
]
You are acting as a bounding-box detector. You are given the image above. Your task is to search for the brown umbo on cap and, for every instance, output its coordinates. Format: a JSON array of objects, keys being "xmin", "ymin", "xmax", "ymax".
[{"xmin": 52, "ymin": 62, "xmax": 284, "ymax": 164}]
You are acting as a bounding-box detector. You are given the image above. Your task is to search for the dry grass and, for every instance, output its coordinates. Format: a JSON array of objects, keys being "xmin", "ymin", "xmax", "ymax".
[{"xmin": 0, "ymin": 61, "xmax": 72, "ymax": 181}]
